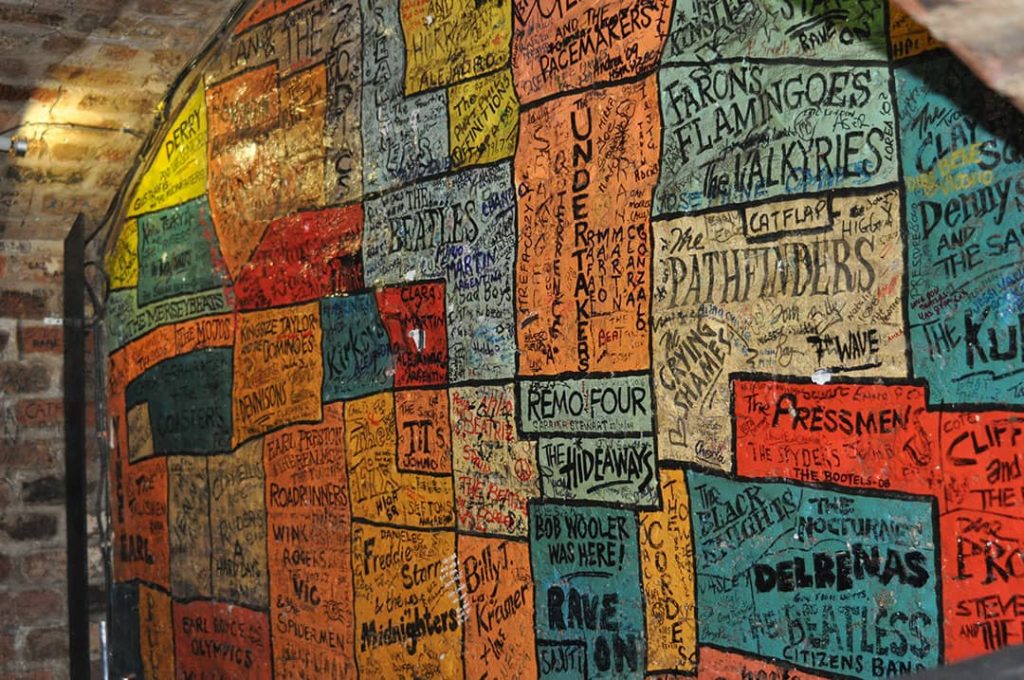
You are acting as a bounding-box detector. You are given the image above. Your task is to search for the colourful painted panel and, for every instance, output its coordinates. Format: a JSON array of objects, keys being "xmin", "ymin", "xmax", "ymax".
[
  {"xmin": 103, "ymin": 0, "xmax": 1024, "ymax": 676},
  {"xmin": 898, "ymin": 53, "xmax": 1024, "ymax": 407},
  {"xmin": 125, "ymin": 348, "xmax": 233, "ymax": 455},
  {"xmin": 128, "ymin": 85, "xmax": 208, "ymax": 216},
  {"xmin": 662, "ymin": 0, "xmax": 887, "ymax": 63},
  {"xmin": 688, "ymin": 472, "xmax": 940, "ymax": 677},
  {"xmin": 655, "ymin": 62, "xmax": 897, "ymax": 215},
  {"xmin": 530, "ymin": 501, "xmax": 646, "ymax": 678},
  {"xmin": 136, "ymin": 196, "xmax": 229, "ymax": 306}
]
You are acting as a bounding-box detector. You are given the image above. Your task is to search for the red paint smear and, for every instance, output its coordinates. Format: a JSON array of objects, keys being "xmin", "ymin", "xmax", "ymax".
[{"xmin": 233, "ymin": 205, "xmax": 364, "ymax": 311}]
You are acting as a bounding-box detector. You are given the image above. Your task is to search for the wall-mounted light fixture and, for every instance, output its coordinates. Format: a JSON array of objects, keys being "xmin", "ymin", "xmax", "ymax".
[{"xmin": 0, "ymin": 134, "xmax": 29, "ymax": 156}]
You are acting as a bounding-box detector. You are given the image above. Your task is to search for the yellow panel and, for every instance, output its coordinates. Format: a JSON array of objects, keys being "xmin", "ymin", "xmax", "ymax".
[
  {"xmin": 640, "ymin": 467, "xmax": 697, "ymax": 673},
  {"xmin": 105, "ymin": 219, "xmax": 139, "ymax": 290},
  {"xmin": 890, "ymin": 2, "xmax": 943, "ymax": 60},
  {"xmin": 449, "ymin": 69, "xmax": 519, "ymax": 168},
  {"xmin": 401, "ymin": 0, "xmax": 510, "ymax": 94},
  {"xmin": 127, "ymin": 86, "xmax": 207, "ymax": 216}
]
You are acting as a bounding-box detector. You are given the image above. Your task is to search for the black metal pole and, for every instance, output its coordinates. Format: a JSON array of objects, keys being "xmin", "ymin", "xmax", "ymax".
[{"xmin": 64, "ymin": 215, "xmax": 89, "ymax": 679}]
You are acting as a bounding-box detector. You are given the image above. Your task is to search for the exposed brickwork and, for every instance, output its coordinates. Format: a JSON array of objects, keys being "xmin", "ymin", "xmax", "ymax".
[
  {"xmin": 19, "ymin": 550, "xmax": 66, "ymax": 583},
  {"xmin": 1, "ymin": 514, "xmax": 59, "ymax": 541},
  {"xmin": 0, "ymin": 5, "xmax": 243, "ymax": 673},
  {"xmin": 24, "ymin": 627, "xmax": 68, "ymax": 662},
  {"xmin": 0, "ymin": 246, "xmax": 110, "ymax": 679},
  {"xmin": 20, "ymin": 475, "xmax": 63, "ymax": 505},
  {"xmin": 0, "ymin": 250, "xmax": 106, "ymax": 679},
  {"xmin": 0, "ymin": 439, "xmax": 59, "ymax": 468},
  {"xmin": 0, "ymin": 0, "xmax": 242, "ymax": 242},
  {"xmin": 0, "ymin": 291, "xmax": 49, "ymax": 319},
  {"xmin": 17, "ymin": 327, "xmax": 61, "ymax": 355},
  {"xmin": 0, "ymin": 363, "xmax": 51, "ymax": 393},
  {"xmin": 0, "ymin": 240, "xmax": 69, "ymax": 678}
]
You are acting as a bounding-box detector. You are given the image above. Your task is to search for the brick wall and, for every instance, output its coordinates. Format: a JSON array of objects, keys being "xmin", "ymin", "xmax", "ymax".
[
  {"xmin": 0, "ymin": 238, "xmax": 102, "ymax": 679},
  {"xmin": 0, "ymin": 0, "xmax": 241, "ymax": 244},
  {"xmin": 1, "ymin": 1, "xmax": 244, "ymax": 674}
]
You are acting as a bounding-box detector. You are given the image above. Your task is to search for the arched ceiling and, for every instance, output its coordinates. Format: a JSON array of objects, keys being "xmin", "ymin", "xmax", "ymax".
[{"xmin": 0, "ymin": 0, "xmax": 245, "ymax": 241}]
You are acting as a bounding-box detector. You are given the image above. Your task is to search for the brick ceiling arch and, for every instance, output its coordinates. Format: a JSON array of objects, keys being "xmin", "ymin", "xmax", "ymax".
[{"xmin": 0, "ymin": 0, "xmax": 247, "ymax": 241}]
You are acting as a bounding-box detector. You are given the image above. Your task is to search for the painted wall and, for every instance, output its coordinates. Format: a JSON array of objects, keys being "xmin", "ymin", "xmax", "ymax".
[{"xmin": 100, "ymin": 0, "xmax": 1024, "ymax": 677}]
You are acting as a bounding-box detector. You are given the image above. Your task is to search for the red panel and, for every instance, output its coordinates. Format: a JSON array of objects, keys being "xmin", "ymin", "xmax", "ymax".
[
  {"xmin": 234, "ymin": 205, "xmax": 364, "ymax": 311},
  {"xmin": 939, "ymin": 411, "xmax": 1024, "ymax": 662},
  {"xmin": 377, "ymin": 281, "xmax": 448, "ymax": 388},
  {"xmin": 173, "ymin": 600, "xmax": 271, "ymax": 679},
  {"xmin": 734, "ymin": 378, "xmax": 939, "ymax": 496}
]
